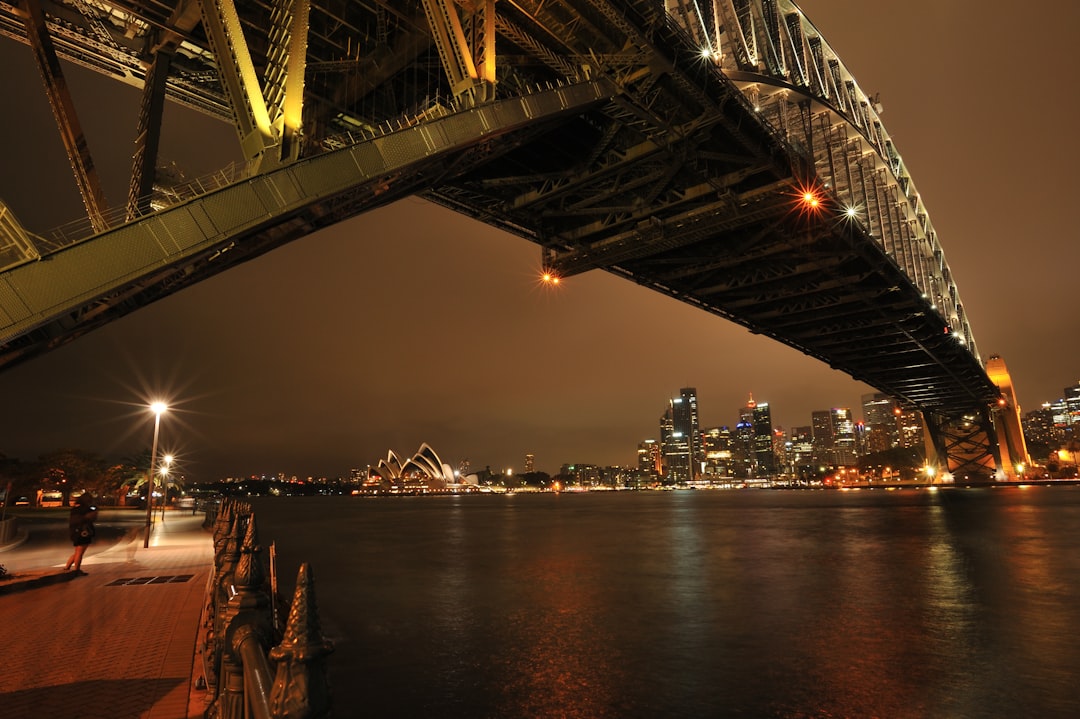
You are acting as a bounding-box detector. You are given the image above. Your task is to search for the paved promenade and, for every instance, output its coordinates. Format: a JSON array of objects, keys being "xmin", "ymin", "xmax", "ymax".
[{"xmin": 0, "ymin": 512, "xmax": 214, "ymax": 719}]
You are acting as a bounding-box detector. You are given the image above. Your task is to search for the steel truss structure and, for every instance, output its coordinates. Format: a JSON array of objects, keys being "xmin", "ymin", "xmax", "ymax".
[{"xmin": 0, "ymin": 0, "xmax": 1010, "ymax": 478}]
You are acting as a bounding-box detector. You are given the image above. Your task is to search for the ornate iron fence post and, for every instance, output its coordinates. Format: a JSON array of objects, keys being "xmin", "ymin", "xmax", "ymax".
[{"xmin": 269, "ymin": 562, "xmax": 334, "ymax": 719}]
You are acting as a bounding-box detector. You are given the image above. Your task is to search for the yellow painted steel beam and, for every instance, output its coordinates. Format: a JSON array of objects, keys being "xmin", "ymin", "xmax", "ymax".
[
  {"xmin": 420, "ymin": 0, "xmax": 482, "ymax": 98},
  {"xmin": 199, "ymin": 0, "xmax": 275, "ymax": 159},
  {"xmin": 281, "ymin": 0, "xmax": 310, "ymax": 162}
]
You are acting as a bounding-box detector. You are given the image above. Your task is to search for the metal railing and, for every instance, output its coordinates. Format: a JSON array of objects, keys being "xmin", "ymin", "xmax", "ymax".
[{"xmin": 199, "ymin": 498, "xmax": 333, "ymax": 719}]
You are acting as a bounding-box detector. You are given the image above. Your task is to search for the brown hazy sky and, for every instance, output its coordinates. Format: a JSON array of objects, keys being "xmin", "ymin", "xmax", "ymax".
[{"xmin": 1, "ymin": 1, "xmax": 1078, "ymax": 480}]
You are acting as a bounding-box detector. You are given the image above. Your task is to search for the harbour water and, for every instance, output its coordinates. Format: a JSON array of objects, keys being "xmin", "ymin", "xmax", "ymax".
[{"xmin": 252, "ymin": 486, "xmax": 1080, "ymax": 718}]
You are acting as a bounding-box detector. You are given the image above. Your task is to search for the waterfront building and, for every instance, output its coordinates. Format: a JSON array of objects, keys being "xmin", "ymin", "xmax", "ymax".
[
  {"xmin": 560, "ymin": 463, "xmax": 615, "ymax": 487},
  {"xmin": 660, "ymin": 387, "xmax": 699, "ymax": 483},
  {"xmin": 731, "ymin": 396, "xmax": 757, "ymax": 478},
  {"xmin": 638, "ymin": 439, "xmax": 662, "ymax": 477},
  {"xmin": 370, "ymin": 443, "xmax": 467, "ymax": 491},
  {"xmin": 831, "ymin": 408, "xmax": 858, "ymax": 466},
  {"xmin": 702, "ymin": 426, "xmax": 733, "ymax": 479},
  {"xmin": 896, "ymin": 408, "xmax": 925, "ymax": 449},
  {"xmin": 811, "ymin": 409, "xmax": 857, "ymax": 467},
  {"xmin": 524, "ymin": 454, "xmax": 535, "ymax": 473},
  {"xmin": 1022, "ymin": 404, "xmax": 1061, "ymax": 460},
  {"xmin": 1066, "ymin": 382, "xmax": 1080, "ymax": 427},
  {"xmin": 861, "ymin": 392, "xmax": 899, "ymax": 454},
  {"xmin": 771, "ymin": 426, "xmax": 787, "ymax": 477},
  {"xmin": 752, "ymin": 401, "xmax": 777, "ymax": 477},
  {"xmin": 786, "ymin": 426, "xmax": 814, "ymax": 478},
  {"xmin": 811, "ymin": 410, "xmax": 832, "ymax": 467}
]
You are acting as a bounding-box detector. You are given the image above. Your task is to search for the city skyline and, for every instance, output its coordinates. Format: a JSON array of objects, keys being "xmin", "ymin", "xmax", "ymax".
[{"xmin": 1, "ymin": 2, "xmax": 1079, "ymax": 480}]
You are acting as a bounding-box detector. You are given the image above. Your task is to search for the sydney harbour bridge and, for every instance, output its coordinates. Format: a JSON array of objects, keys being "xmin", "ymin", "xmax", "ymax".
[{"xmin": 0, "ymin": 0, "xmax": 1028, "ymax": 480}]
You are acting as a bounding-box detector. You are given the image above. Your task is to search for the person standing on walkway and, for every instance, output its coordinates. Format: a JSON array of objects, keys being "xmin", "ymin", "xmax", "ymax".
[{"xmin": 65, "ymin": 493, "xmax": 98, "ymax": 572}]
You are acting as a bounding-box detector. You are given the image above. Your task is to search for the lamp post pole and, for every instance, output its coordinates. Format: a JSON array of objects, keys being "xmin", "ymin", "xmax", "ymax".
[{"xmin": 143, "ymin": 402, "xmax": 167, "ymax": 548}]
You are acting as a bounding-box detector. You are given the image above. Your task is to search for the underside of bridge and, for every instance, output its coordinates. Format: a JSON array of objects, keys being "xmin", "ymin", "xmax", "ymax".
[{"xmin": 0, "ymin": 0, "xmax": 1008, "ymax": 478}]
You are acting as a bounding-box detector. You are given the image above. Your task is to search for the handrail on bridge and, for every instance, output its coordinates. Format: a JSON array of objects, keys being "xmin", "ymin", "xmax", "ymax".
[
  {"xmin": 200, "ymin": 497, "xmax": 333, "ymax": 719},
  {"xmin": 1, "ymin": 75, "xmax": 586, "ymax": 273}
]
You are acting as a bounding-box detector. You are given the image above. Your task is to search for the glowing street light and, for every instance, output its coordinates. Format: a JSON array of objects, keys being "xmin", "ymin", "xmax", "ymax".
[
  {"xmin": 159, "ymin": 454, "xmax": 174, "ymax": 521},
  {"xmin": 143, "ymin": 401, "xmax": 167, "ymax": 548}
]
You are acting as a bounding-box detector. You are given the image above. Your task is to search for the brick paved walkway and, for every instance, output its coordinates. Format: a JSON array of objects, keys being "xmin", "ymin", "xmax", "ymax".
[{"xmin": 0, "ymin": 513, "xmax": 213, "ymax": 719}]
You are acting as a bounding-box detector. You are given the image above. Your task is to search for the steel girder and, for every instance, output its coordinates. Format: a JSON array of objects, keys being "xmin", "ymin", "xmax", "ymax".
[{"xmin": 0, "ymin": 0, "xmax": 1006, "ymax": 474}]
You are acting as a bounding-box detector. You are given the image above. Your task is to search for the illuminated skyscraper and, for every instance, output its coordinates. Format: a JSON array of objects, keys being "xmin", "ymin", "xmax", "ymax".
[
  {"xmin": 895, "ymin": 408, "xmax": 924, "ymax": 449},
  {"xmin": 660, "ymin": 387, "xmax": 700, "ymax": 482},
  {"xmin": 638, "ymin": 439, "xmax": 662, "ymax": 476},
  {"xmin": 1064, "ymin": 381, "xmax": 1080, "ymax": 428},
  {"xmin": 752, "ymin": 401, "xmax": 777, "ymax": 476},
  {"xmin": 831, "ymin": 408, "xmax": 857, "ymax": 466},
  {"xmin": 810, "ymin": 409, "xmax": 856, "ymax": 466},
  {"xmin": 702, "ymin": 426, "xmax": 733, "ymax": 478},
  {"xmin": 786, "ymin": 426, "xmax": 814, "ymax": 477},
  {"xmin": 861, "ymin": 392, "xmax": 898, "ymax": 454},
  {"xmin": 811, "ymin": 410, "xmax": 832, "ymax": 466},
  {"xmin": 524, "ymin": 454, "xmax": 535, "ymax": 473}
]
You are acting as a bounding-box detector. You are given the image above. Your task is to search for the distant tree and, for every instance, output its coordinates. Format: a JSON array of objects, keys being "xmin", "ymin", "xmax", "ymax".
[
  {"xmin": 519, "ymin": 471, "xmax": 551, "ymax": 488},
  {"xmin": 857, "ymin": 446, "xmax": 924, "ymax": 480},
  {"xmin": 37, "ymin": 449, "xmax": 108, "ymax": 504},
  {"xmin": 103, "ymin": 462, "xmax": 141, "ymax": 505}
]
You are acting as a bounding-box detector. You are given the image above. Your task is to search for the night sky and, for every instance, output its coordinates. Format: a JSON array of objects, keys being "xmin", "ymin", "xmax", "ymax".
[{"xmin": 1, "ymin": 1, "xmax": 1078, "ymax": 480}]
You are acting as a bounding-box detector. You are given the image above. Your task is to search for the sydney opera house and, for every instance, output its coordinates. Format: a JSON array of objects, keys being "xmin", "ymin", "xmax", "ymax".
[{"xmin": 364, "ymin": 443, "xmax": 478, "ymax": 493}]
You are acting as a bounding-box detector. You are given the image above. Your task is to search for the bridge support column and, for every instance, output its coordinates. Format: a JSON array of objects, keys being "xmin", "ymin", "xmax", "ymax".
[
  {"xmin": 22, "ymin": 0, "xmax": 109, "ymax": 232},
  {"xmin": 924, "ymin": 407, "xmax": 1004, "ymax": 482}
]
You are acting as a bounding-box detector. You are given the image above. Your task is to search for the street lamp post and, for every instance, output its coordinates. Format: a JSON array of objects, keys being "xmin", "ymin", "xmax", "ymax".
[{"xmin": 143, "ymin": 402, "xmax": 167, "ymax": 548}]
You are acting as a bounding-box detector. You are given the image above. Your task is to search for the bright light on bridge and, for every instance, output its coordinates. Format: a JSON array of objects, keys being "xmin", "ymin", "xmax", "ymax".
[
  {"xmin": 791, "ymin": 183, "xmax": 827, "ymax": 217},
  {"xmin": 540, "ymin": 271, "xmax": 561, "ymax": 286}
]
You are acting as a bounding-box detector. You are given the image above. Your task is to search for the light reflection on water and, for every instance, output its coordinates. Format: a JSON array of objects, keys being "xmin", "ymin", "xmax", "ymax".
[{"xmin": 253, "ymin": 487, "xmax": 1080, "ymax": 718}]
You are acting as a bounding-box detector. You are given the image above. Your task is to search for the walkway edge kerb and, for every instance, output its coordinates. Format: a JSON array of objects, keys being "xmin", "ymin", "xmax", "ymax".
[{"xmin": 0, "ymin": 569, "xmax": 80, "ymax": 595}]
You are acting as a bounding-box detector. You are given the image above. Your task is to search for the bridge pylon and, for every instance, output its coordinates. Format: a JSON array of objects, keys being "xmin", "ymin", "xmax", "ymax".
[
  {"xmin": 923, "ymin": 406, "xmax": 1006, "ymax": 483},
  {"xmin": 923, "ymin": 354, "xmax": 1032, "ymax": 483}
]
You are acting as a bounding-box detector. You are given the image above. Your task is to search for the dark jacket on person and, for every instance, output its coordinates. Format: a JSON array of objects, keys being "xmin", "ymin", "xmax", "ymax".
[{"xmin": 69, "ymin": 495, "xmax": 98, "ymax": 545}]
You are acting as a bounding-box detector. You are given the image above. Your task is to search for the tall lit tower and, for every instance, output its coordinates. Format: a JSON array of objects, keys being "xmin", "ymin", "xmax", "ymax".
[
  {"xmin": 831, "ymin": 408, "xmax": 857, "ymax": 466},
  {"xmin": 524, "ymin": 454, "xmax": 535, "ymax": 473},
  {"xmin": 861, "ymin": 392, "xmax": 898, "ymax": 454},
  {"xmin": 811, "ymin": 410, "xmax": 832, "ymax": 467},
  {"xmin": 675, "ymin": 387, "xmax": 700, "ymax": 477},
  {"xmin": 660, "ymin": 388, "xmax": 700, "ymax": 483},
  {"xmin": 752, "ymin": 401, "xmax": 777, "ymax": 476},
  {"xmin": 985, "ymin": 355, "xmax": 1030, "ymax": 478}
]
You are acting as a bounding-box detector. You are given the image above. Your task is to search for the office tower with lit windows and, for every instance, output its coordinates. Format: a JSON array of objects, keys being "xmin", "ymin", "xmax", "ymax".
[
  {"xmin": 675, "ymin": 387, "xmax": 700, "ymax": 473},
  {"xmin": 896, "ymin": 409, "xmax": 924, "ymax": 449},
  {"xmin": 660, "ymin": 388, "xmax": 700, "ymax": 483},
  {"xmin": 1022, "ymin": 404, "xmax": 1061, "ymax": 462},
  {"xmin": 702, "ymin": 426, "xmax": 733, "ymax": 478},
  {"xmin": 1065, "ymin": 381, "xmax": 1080, "ymax": 429},
  {"xmin": 861, "ymin": 392, "xmax": 898, "ymax": 454},
  {"xmin": 752, "ymin": 401, "xmax": 777, "ymax": 476},
  {"xmin": 656, "ymin": 386, "xmax": 699, "ymax": 481},
  {"xmin": 524, "ymin": 454, "xmax": 535, "ymax": 473},
  {"xmin": 733, "ymin": 397, "xmax": 756, "ymax": 478},
  {"xmin": 811, "ymin": 410, "xmax": 832, "ymax": 466},
  {"xmin": 638, "ymin": 439, "xmax": 662, "ymax": 476},
  {"xmin": 786, "ymin": 426, "xmax": 814, "ymax": 477},
  {"xmin": 810, "ymin": 408, "xmax": 857, "ymax": 466},
  {"xmin": 831, "ymin": 408, "xmax": 857, "ymax": 466}
]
